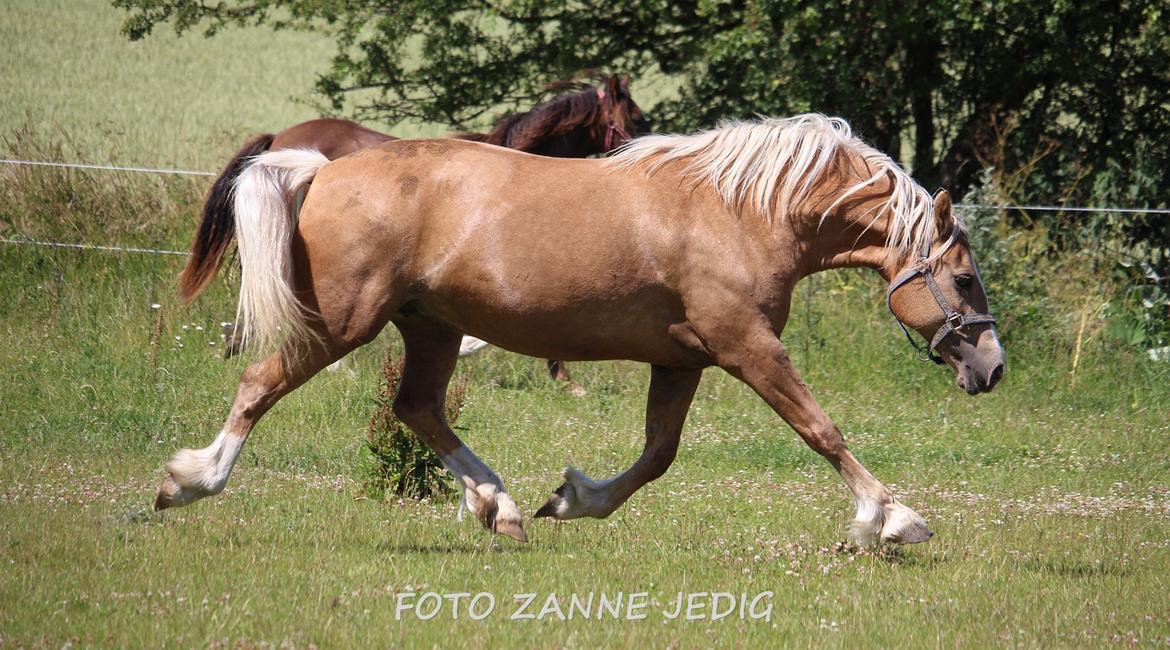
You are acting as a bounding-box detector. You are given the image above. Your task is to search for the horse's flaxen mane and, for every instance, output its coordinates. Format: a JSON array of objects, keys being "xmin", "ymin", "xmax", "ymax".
[
  {"xmin": 460, "ymin": 81, "xmax": 605, "ymax": 151},
  {"xmin": 606, "ymin": 114, "xmax": 941, "ymax": 257}
]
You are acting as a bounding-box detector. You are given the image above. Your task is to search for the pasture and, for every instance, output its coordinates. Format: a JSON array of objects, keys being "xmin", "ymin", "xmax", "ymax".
[{"xmin": 2, "ymin": 1, "xmax": 1169, "ymax": 647}]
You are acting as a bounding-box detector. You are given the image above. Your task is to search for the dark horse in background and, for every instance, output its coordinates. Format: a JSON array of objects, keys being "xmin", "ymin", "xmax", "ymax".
[{"xmin": 184, "ymin": 74, "xmax": 651, "ymax": 394}]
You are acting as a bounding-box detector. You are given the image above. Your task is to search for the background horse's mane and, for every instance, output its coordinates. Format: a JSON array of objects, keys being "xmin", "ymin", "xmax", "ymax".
[
  {"xmin": 460, "ymin": 80, "xmax": 605, "ymax": 150},
  {"xmin": 607, "ymin": 114, "xmax": 942, "ymax": 256}
]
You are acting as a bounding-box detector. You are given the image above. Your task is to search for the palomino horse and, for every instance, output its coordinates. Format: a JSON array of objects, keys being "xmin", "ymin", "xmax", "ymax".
[
  {"xmin": 185, "ymin": 75, "xmax": 650, "ymax": 393},
  {"xmin": 155, "ymin": 114, "xmax": 1004, "ymax": 546}
]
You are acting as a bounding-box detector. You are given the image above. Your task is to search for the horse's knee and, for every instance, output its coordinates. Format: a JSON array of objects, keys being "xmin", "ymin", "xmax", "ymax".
[
  {"xmin": 806, "ymin": 422, "xmax": 848, "ymax": 458},
  {"xmin": 640, "ymin": 435, "xmax": 679, "ymax": 481},
  {"xmin": 650, "ymin": 446, "xmax": 678, "ymax": 479},
  {"xmin": 791, "ymin": 413, "xmax": 848, "ymax": 458}
]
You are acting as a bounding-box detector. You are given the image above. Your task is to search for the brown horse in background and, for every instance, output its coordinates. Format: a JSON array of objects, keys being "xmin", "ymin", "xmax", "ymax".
[
  {"xmin": 155, "ymin": 114, "xmax": 1004, "ymax": 546},
  {"xmin": 185, "ymin": 74, "xmax": 650, "ymax": 393}
]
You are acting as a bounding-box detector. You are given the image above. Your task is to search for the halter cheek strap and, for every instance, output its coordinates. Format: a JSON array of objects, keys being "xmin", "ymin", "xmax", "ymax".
[
  {"xmin": 604, "ymin": 122, "xmax": 631, "ymax": 151},
  {"xmin": 597, "ymin": 89, "xmax": 631, "ymax": 152},
  {"xmin": 885, "ymin": 228, "xmax": 997, "ymax": 364}
]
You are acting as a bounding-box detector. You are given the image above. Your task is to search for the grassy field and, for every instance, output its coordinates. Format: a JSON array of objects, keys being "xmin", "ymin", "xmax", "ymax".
[
  {"xmin": 2, "ymin": 242, "xmax": 1168, "ymax": 648},
  {"xmin": 0, "ymin": 0, "xmax": 445, "ymax": 171},
  {"xmin": 2, "ymin": 2, "xmax": 1170, "ymax": 648}
]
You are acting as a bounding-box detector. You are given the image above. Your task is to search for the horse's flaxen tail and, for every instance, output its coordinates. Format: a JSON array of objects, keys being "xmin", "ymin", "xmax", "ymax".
[
  {"xmin": 230, "ymin": 148, "xmax": 330, "ymax": 354},
  {"xmin": 178, "ymin": 133, "xmax": 276, "ymax": 302}
]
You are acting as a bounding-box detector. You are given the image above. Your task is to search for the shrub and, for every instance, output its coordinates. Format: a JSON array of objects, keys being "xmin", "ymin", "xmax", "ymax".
[{"xmin": 364, "ymin": 352, "xmax": 462, "ymax": 501}]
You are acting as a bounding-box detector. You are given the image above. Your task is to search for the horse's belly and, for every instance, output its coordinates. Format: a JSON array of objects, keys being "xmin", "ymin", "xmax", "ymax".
[{"xmin": 412, "ymin": 288, "xmax": 702, "ymax": 365}]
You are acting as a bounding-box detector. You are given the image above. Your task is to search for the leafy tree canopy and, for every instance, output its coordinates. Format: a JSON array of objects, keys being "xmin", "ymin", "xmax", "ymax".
[{"xmin": 115, "ymin": 0, "xmax": 1170, "ymax": 211}]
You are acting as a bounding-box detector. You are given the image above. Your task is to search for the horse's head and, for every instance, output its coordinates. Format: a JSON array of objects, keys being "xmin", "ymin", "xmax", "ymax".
[
  {"xmin": 886, "ymin": 191, "xmax": 1005, "ymax": 395},
  {"xmin": 596, "ymin": 75, "xmax": 652, "ymax": 151}
]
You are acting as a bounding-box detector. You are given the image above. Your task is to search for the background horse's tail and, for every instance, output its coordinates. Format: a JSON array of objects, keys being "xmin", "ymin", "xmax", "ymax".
[
  {"xmin": 178, "ymin": 133, "xmax": 275, "ymax": 302},
  {"xmin": 231, "ymin": 148, "xmax": 330, "ymax": 354}
]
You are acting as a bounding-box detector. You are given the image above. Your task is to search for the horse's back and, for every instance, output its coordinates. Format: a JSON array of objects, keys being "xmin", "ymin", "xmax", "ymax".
[
  {"xmin": 271, "ymin": 118, "xmax": 397, "ymax": 160},
  {"xmin": 302, "ymin": 139, "xmax": 644, "ymax": 275}
]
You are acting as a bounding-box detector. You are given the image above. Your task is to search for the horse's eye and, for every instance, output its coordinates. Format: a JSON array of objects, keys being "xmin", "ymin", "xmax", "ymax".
[{"xmin": 954, "ymin": 274, "xmax": 974, "ymax": 290}]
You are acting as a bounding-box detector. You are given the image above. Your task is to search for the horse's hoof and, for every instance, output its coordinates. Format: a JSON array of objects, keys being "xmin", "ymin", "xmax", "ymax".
[
  {"xmin": 882, "ymin": 524, "xmax": 934, "ymax": 545},
  {"xmin": 462, "ymin": 477, "xmax": 528, "ymax": 542},
  {"xmin": 494, "ymin": 518, "xmax": 528, "ymax": 543},
  {"xmin": 153, "ymin": 475, "xmax": 180, "ymax": 511},
  {"xmin": 492, "ymin": 492, "xmax": 527, "ymax": 542},
  {"xmin": 879, "ymin": 501, "xmax": 933, "ymax": 545},
  {"xmin": 534, "ymin": 467, "xmax": 611, "ymax": 520},
  {"xmin": 534, "ymin": 484, "xmax": 568, "ymax": 518}
]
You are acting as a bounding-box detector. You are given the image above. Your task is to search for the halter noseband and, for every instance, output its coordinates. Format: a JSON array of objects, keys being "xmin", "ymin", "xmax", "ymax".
[
  {"xmin": 597, "ymin": 89, "xmax": 632, "ymax": 151},
  {"xmin": 884, "ymin": 228, "xmax": 997, "ymax": 364}
]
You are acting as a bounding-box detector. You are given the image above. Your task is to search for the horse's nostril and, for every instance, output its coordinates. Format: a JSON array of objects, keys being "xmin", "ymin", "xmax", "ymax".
[{"xmin": 987, "ymin": 363, "xmax": 1004, "ymax": 389}]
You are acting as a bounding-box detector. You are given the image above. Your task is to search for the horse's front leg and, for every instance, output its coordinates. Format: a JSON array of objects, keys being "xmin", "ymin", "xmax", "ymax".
[
  {"xmin": 712, "ymin": 322, "xmax": 932, "ymax": 545},
  {"xmin": 535, "ymin": 365, "xmax": 701, "ymax": 519}
]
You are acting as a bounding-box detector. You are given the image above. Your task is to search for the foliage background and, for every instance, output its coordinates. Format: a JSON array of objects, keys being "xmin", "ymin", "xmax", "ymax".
[{"xmin": 115, "ymin": 0, "xmax": 1170, "ymax": 205}]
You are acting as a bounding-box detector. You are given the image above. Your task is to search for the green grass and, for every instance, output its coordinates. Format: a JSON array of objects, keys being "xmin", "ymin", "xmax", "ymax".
[
  {"xmin": 2, "ymin": 2, "xmax": 1170, "ymax": 647},
  {"xmin": 0, "ymin": 0, "xmax": 448, "ymax": 172},
  {"xmin": 1, "ymin": 243, "xmax": 1167, "ymax": 647}
]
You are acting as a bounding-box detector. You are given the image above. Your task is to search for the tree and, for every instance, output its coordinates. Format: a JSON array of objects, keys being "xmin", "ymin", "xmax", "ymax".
[{"xmin": 115, "ymin": 0, "xmax": 1170, "ymax": 220}]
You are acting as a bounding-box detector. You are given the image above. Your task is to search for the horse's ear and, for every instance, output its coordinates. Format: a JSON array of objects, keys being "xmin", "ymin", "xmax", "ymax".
[
  {"xmin": 620, "ymin": 75, "xmax": 631, "ymax": 89},
  {"xmin": 932, "ymin": 189, "xmax": 953, "ymax": 232},
  {"xmin": 606, "ymin": 75, "xmax": 622, "ymax": 97}
]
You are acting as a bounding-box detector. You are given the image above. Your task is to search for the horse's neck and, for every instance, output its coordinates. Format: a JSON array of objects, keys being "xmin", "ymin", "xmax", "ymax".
[
  {"xmin": 505, "ymin": 97, "xmax": 603, "ymax": 157},
  {"xmin": 521, "ymin": 129, "xmax": 597, "ymax": 157},
  {"xmin": 791, "ymin": 185, "xmax": 905, "ymax": 282}
]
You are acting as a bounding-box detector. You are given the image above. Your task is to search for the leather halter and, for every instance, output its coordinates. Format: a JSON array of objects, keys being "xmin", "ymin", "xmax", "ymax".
[
  {"xmin": 597, "ymin": 89, "xmax": 631, "ymax": 151},
  {"xmin": 884, "ymin": 228, "xmax": 997, "ymax": 364},
  {"xmin": 604, "ymin": 122, "xmax": 631, "ymax": 151}
]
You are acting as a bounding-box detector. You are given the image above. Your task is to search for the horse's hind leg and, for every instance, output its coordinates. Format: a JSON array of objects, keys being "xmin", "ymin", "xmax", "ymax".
[
  {"xmin": 535, "ymin": 365, "xmax": 701, "ymax": 519},
  {"xmin": 393, "ymin": 317, "xmax": 527, "ymax": 542},
  {"xmin": 547, "ymin": 359, "xmax": 586, "ymax": 397},
  {"xmin": 154, "ymin": 337, "xmax": 354, "ymax": 510}
]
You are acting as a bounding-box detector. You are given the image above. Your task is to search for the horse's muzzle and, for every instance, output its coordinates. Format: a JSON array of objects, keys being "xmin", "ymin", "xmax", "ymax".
[
  {"xmin": 950, "ymin": 327, "xmax": 1005, "ymax": 395},
  {"xmin": 954, "ymin": 355, "xmax": 1001, "ymax": 395}
]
